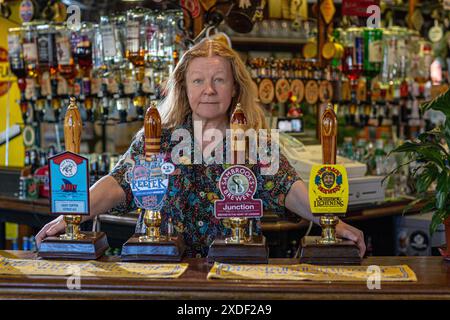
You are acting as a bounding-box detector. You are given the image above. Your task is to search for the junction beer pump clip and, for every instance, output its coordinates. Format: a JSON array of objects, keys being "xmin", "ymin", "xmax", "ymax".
[
  {"xmin": 121, "ymin": 102, "xmax": 185, "ymax": 261},
  {"xmin": 207, "ymin": 103, "xmax": 268, "ymax": 264},
  {"xmin": 299, "ymin": 104, "xmax": 361, "ymax": 265},
  {"xmin": 39, "ymin": 97, "xmax": 109, "ymax": 259}
]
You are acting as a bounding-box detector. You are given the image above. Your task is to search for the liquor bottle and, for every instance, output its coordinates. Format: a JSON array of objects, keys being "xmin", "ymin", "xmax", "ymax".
[
  {"xmin": 8, "ymin": 28, "xmax": 28, "ymax": 122},
  {"xmin": 74, "ymin": 23, "xmax": 94, "ymax": 74},
  {"xmin": 342, "ymin": 27, "xmax": 363, "ymax": 84},
  {"xmin": 36, "ymin": 24, "xmax": 58, "ymax": 75},
  {"xmin": 22, "ymin": 23, "xmax": 39, "ymax": 78},
  {"xmin": 56, "ymin": 26, "xmax": 77, "ymax": 82},
  {"xmin": 7, "ymin": 28, "xmax": 27, "ymax": 79},
  {"xmin": 100, "ymin": 15, "xmax": 118, "ymax": 67},
  {"xmin": 363, "ymin": 27, "xmax": 383, "ymax": 79},
  {"xmin": 125, "ymin": 9, "xmax": 146, "ymax": 84}
]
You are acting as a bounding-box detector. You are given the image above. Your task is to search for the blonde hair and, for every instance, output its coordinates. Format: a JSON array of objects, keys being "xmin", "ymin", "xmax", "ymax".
[{"xmin": 158, "ymin": 39, "xmax": 268, "ymax": 130}]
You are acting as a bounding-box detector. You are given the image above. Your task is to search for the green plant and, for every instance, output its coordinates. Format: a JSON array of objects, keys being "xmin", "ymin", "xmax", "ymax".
[{"xmin": 385, "ymin": 89, "xmax": 450, "ymax": 234}]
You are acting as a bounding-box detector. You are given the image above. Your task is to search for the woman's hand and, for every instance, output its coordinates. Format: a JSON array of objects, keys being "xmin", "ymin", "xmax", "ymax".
[
  {"xmin": 35, "ymin": 215, "xmax": 65, "ymax": 248},
  {"xmin": 336, "ymin": 220, "xmax": 366, "ymax": 258}
]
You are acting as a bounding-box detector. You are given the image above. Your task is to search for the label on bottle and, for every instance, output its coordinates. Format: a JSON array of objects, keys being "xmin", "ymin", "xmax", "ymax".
[
  {"xmin": 23, "ymin": 42, "xmax": 38, "ymax": 62},
  {"xmin": 91, "ymin": 77, "xmax": 101, "ymax": 95},
  {"xmin": 369, "ymin": 40, "xmax": 383, "ymax": 63},
  {"xmin": 101, "ymin": 24, "xmax": 117, "ymax": 58},
  {"xmin": 40, "ymin": 71, "xmax": 51, "ymax": 97},
  {"xmin": 123, "ymin": 77, "xmax": 136, "ymax": 95},
  {"xmin": 126, "ymin": 21, "xmax": 140, "ymax": 52},
  {"xmin": 56, "ymin": 35, "xmax": 71, "ymax": 65},
  {"xmin": 397, "ymin": 39, "xmax": 406, "ymax": 57},
  {"xmin": 73, "ymin": 79, "xmax": 82, "ymax": 97},
  {"xmin": 25, "ymin": 78, "xmax": 36, "ymax": 100},
  {"xmin": 387, "ymin": 39, "xmax": 396, "ymax": 67},
  {"xmin": 37, "ymin": 35, "xmax": 50, "ymax": 64},
  {"xmin": 7, "ymin": 34, "xmax": 21, "ymax": 55},
  {"xmin": 57, "ymin": 75, "xmax": 68, "ymax": 95},
  {"xmin": 107, "ymin": 75, "xmax": 119, "ymax": 94},
  {"xmin": 142, "ymin": 75, "xmax": 153, "ymax": 94}
]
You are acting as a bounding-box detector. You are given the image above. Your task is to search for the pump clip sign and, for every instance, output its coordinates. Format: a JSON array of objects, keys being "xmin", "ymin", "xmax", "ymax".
[
  {"xmin": 126, "ymin": 154, "xmax": 172, "ymax": 211},
  {"xmin": 309, "ymin": 164, "xmax": 349, "ymax": 216},
  {"xmin": 214, "ymin": 165, "xmax": 263, "ymax": 219},
  {"xmin": 48, "ymin": 151, "xmax": 90, "ymax": 215}
]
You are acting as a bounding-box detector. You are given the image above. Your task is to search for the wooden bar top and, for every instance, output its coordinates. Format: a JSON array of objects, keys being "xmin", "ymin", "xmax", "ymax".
[{"xmin": 0, "ymin": 251, "xmax": 449, "ymax": 300}]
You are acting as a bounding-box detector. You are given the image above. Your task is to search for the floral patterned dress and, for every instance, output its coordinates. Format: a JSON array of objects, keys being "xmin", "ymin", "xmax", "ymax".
[{"xmin": 109, "ymin": 113, "xmax": 301, "ymax": 258}]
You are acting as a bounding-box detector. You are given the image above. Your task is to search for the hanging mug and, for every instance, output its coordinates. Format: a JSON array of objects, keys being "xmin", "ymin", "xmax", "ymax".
[{"xmin": 226, "ymin": 1, "xmax": 257, "ymax": 34}]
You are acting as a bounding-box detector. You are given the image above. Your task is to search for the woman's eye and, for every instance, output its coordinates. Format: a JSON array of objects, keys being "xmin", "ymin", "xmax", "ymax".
[
  {"xmin": 193, "ymin": 79, "xmax": 203, "ymax": 84},
  {"xmin": 214, "ymin": 78, "xmax": 224, "ymax": 83}
]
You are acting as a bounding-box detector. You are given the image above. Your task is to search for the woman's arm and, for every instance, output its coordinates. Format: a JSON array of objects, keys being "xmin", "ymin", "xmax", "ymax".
[
  {"xmin": 35, "ymin": 175, "xmax": 126, "ymax": 247},
  {"xmin": 285, "ymin": 180, "xmax": 366, "ymax": 257}
]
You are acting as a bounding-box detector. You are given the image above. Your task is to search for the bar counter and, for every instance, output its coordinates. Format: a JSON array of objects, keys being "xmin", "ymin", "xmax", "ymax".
[{"xmin": 0, "ymin": 251, "xmax": 449, "ymax": 300}]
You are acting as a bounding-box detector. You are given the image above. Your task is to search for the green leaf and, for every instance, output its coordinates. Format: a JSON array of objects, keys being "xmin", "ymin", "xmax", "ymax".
[
  {"xmin": 390, "ymin": 141, "xmax": 422, "ymax": 154},
  {"xmin": 415, "ymin": 165, "xmax": 438, "ymax": 193},
  {"xmin": 420, "ymin": 200, "xmax": 436, "ymax": 215},
  {"xmin": 435, "ymin": 174, "xmax": 449, "ymax": 210},
  {"xmin": 421, "ymin": 88, "xmax": 450, "ymax": 118},
  {"xmin": 417, "ymin": 128, "xmax": 443, "ymax": 143},
  {"xmin": 429, "ymin": 209, "xmax": 448, "ymax": 235},
  {"xmin": 402, "ymin": 198, "xmax": 425, "ymax": 215}
]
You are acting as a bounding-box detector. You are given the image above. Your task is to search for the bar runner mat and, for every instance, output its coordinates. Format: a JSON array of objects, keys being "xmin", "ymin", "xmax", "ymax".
[
  {"xmin": 208, "ymin": 263, "xmax": 417, "ymax": 282},
  {"xmin": 0, "ymin": 257, "xmax": 188, "ymax": 279}
]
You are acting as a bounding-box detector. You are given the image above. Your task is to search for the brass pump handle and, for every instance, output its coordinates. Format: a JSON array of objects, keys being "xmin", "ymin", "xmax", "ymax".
[
  {"xmin": 230, "ymin": 103, "xmax": 248, "ymax": 165},
  {"xmin": 144, "ymin": 102, "xmax": 162, "ymax": 162},
  {"xmin": 64, "ymin": 97, "xmax": 82, "ymax": 153},
  {"xmin": 321, "ymin": 104, "xmax": 337, "ymax": 165}
]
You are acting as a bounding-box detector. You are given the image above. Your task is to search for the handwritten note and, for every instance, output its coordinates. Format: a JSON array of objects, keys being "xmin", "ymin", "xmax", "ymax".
[{"xmin": 208, "ymin": 263, "xmax": 417, "ymax": 282}]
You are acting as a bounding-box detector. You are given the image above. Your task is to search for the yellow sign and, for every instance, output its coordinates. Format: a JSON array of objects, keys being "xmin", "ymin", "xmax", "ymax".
[
  {"xmin": 309, "ymin": 164, "xmax": 349, "ymax": 215},
  {"xmin": 0, "ymin": 17, "xmax": 24, "ymax": 167},
  {"xmin": 208, "ymin": 263, "xmax": 417, "ymax": 282},
  {"xmin": 0, "ymin": 256, "xmax": 188, "ymax": 279}
]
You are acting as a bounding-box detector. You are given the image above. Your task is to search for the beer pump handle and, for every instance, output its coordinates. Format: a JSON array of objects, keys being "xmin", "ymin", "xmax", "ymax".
[
  {"xmin": 64, "ymin": 97, "xmax": 82, "ymax": 153},
  {"xmin": 144, "ymin": 101, "xmax": 162, "ymax": 162},
  {"xmin": 230, "ymin": 103, "xmax": 248, "ymax": 165},
  {"xmin": 321, "ymin": 104, "xmax": 337, "ymax": 165}
]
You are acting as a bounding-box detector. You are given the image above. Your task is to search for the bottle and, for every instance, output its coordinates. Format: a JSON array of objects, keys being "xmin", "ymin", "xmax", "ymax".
[
  {"xmin": 22, "ymin": 23, "xmax": 39, "ymax": 78},
  {"xmin": 100, "ymin": 15, "xmax": 117, "ymax": 66},
  {"xmin": 29, "ymin": 236, "xmax": 37, "ymax": 251},
  {"xmin": 12, "ymin": 239, "xmax": 19, "ymax": 251},
  {"xmin": 56, "ymin": 26, "xmax": 77, "ymax": 81},
  {"xmin": 74, "ymin": 23, "xmax": 94, "ymax": 74},
  {"xmin": 7, "ymin": 28, "xmax": 27, "ymax": 79},
  {"xmin": 22, "ymin": 236, "xmax": 30, "ymax": 251},
  {"xmin": 342, "ymin": 137, "xmax": 354, "ymax": 160},
  {"xmin": 363, "ymin": 27, "xmax": 383, "ymax": 79},
  {"xmin": 36, "ymin": 24, "xmax": 58, "ymax": 74},
  {"xmin": 374, "ymin": 139, "xmax": 386, "ymax": 176}
]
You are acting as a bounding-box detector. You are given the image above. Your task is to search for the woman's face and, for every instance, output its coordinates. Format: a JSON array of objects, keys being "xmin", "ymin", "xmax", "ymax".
[{"xmin": 185, "ymin": 56, "xmax": 235, "ymax": 122}]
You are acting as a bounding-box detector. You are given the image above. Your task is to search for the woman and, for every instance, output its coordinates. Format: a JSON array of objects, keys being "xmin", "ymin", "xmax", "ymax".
[{"xmin": 36, "ymin": 39, "xmax": 366, "ymax": 258}]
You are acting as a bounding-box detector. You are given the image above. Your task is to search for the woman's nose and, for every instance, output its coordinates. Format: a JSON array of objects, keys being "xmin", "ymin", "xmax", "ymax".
[{"xmin": 203, "ymin": 81, "xmax": 216, "ymax": 95}]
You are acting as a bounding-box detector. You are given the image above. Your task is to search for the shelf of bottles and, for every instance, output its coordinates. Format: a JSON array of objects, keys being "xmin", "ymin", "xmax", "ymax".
[
  {"xmin": 8, "ymin": 8, "xmax": 183, "ymax": 129},
  {"xmin": 245, "ymin": 25, "xmax": 440, "ymax": 139},
  {"xmin": 8, "ymin": 8, "xmax": 183, "ymax": 200},
  {"xmin": 332, "ymin": 26, "xmax": 437, "ymax": 137}
]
